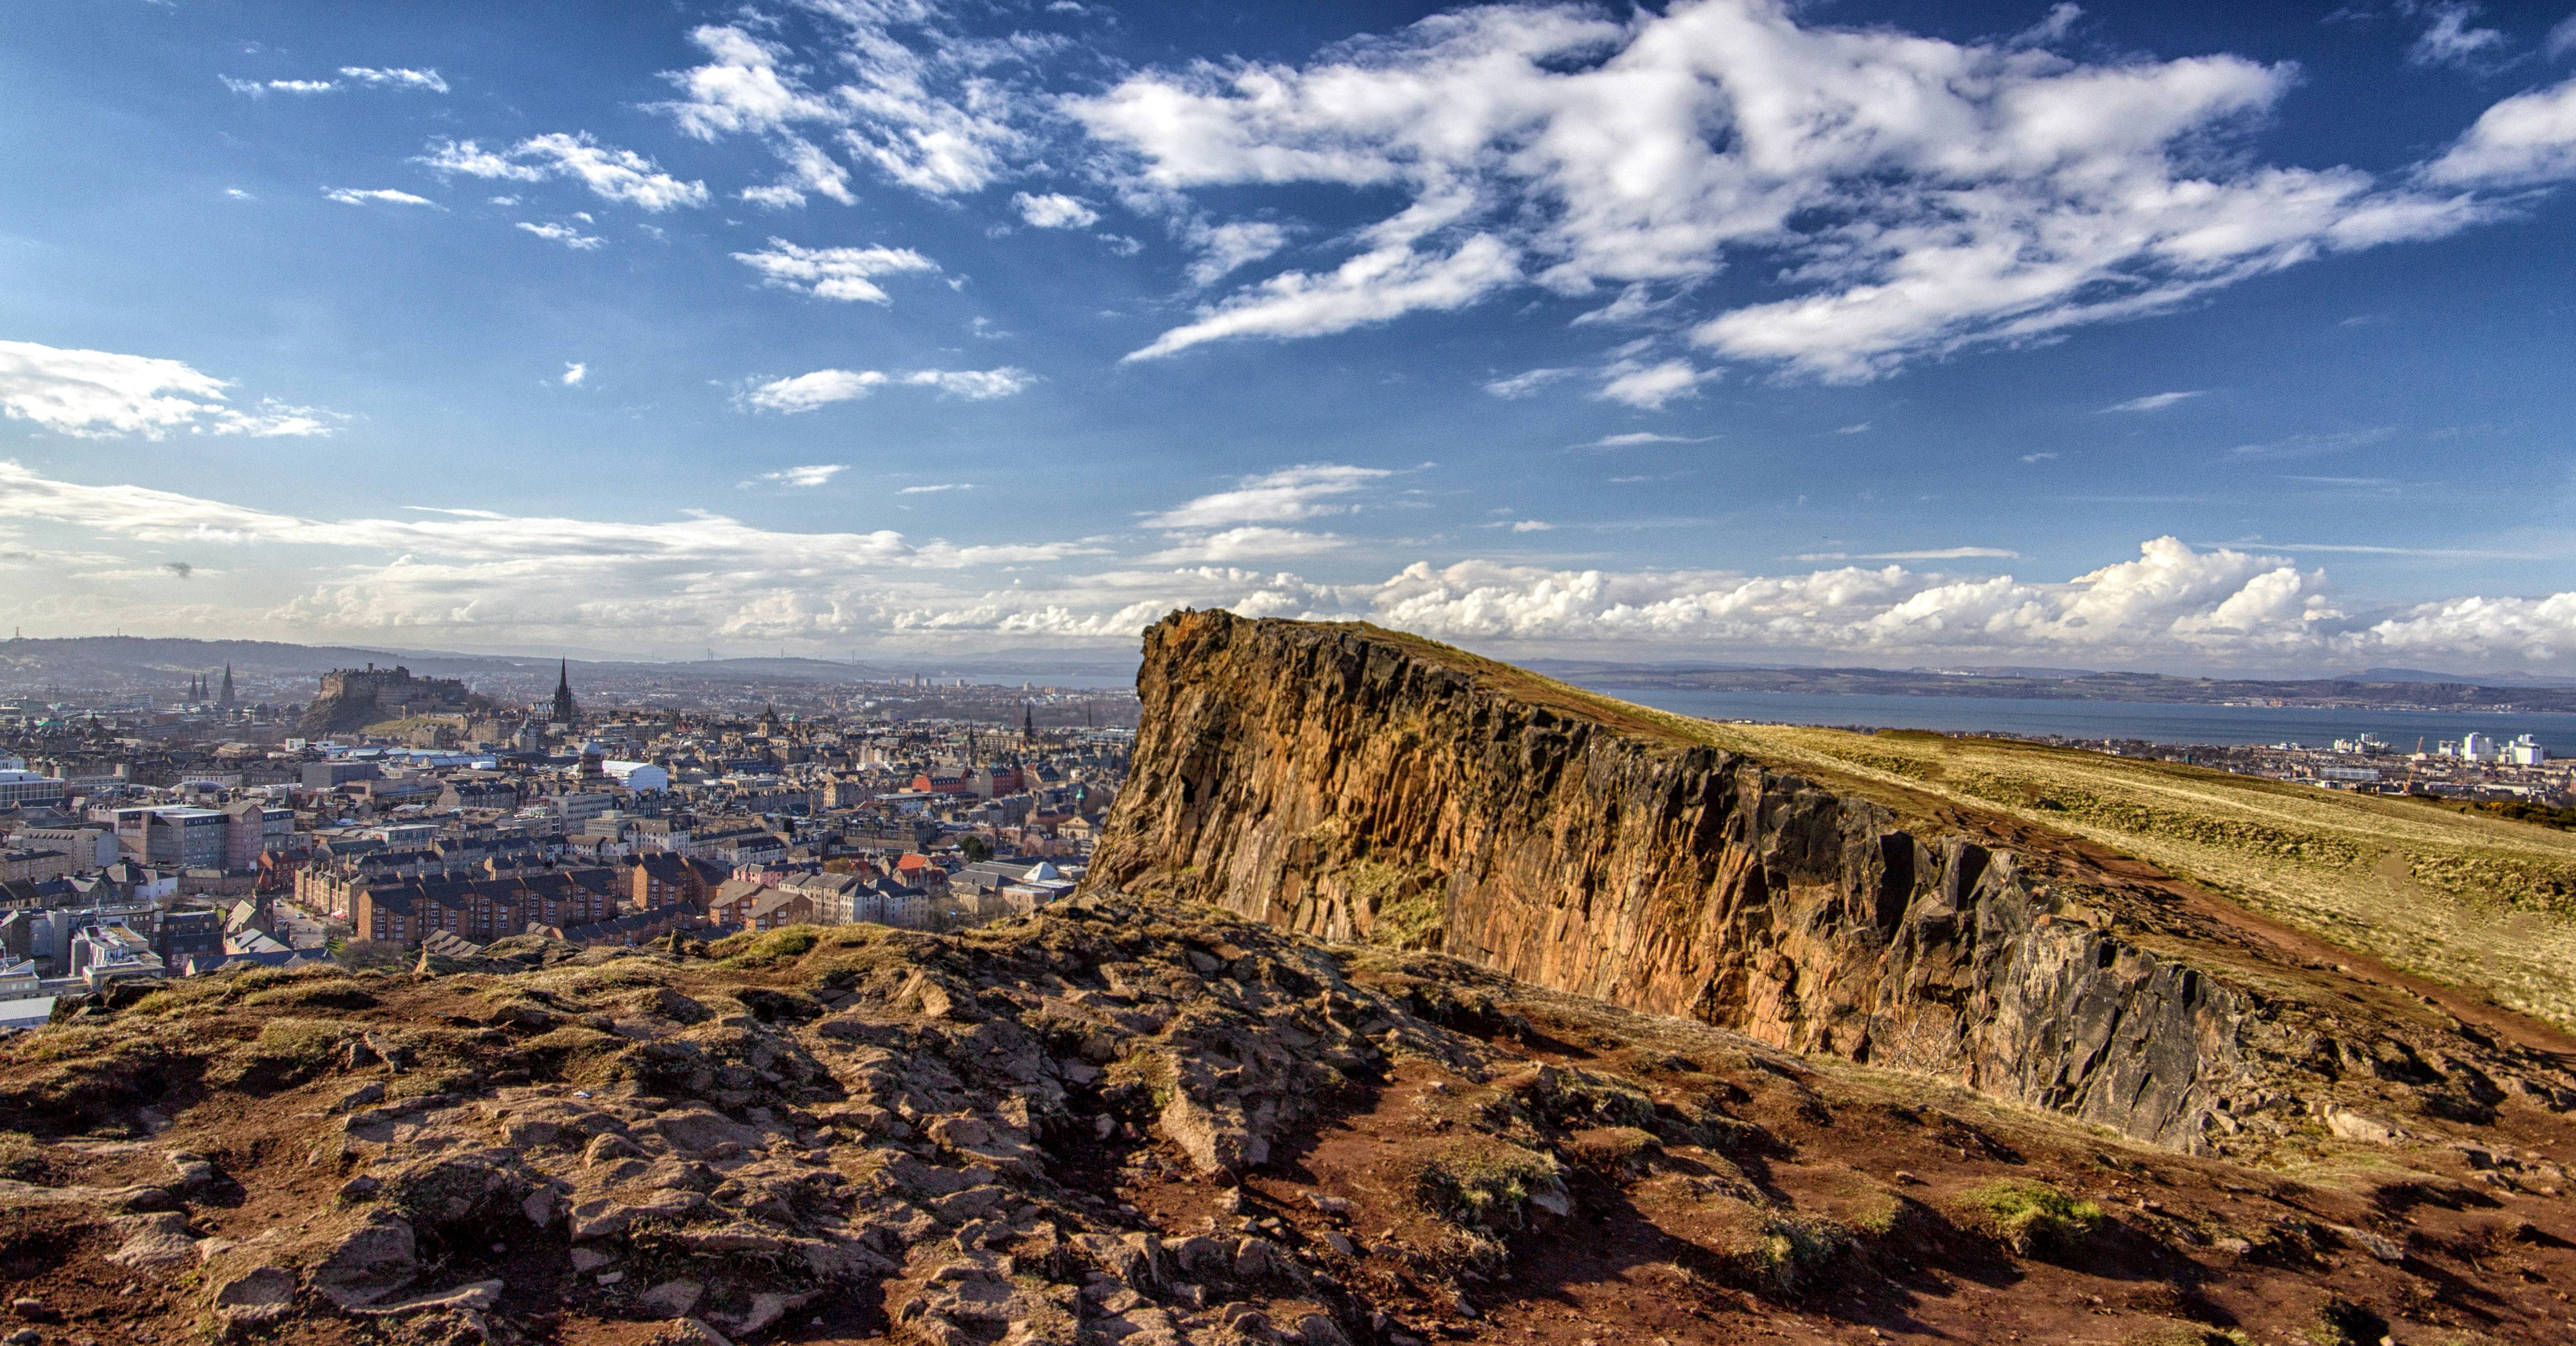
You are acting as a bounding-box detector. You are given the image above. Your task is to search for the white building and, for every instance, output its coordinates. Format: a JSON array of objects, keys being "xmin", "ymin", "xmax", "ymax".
[{"xmin": 600, "ymin": 760, "xmax": 670, "ymax": 792}]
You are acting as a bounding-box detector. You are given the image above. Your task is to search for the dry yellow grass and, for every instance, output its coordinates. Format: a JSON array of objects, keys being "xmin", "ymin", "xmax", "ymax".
[{"xmin": 1351, "ymin": 624, "xmax": 2576, "ymax": 1032}]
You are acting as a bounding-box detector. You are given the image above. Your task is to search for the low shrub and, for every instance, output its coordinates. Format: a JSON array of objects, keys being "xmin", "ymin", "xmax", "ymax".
[{"xmin": 1959, "ymin": 1178, "xmax": 2104, "ymax": 1256}]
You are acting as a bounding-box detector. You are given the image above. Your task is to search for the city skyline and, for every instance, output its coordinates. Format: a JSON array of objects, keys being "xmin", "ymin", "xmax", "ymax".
[{"xmin": 6, "ymin": 1, "xmax": 2576, "ymax": 672}]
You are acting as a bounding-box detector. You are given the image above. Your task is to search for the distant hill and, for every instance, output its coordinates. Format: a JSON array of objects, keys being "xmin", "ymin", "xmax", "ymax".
[
  {"xmin": 1523, "ymin": 657, "xmax": 2576, "ymax": 713},
  {"xmin": 2343, "ymin": 667, "xmax": 2576, "ymax": 688},
  {"xmin": 0, "ymin": 634, "xmax": 1142, "ymax": 697}
]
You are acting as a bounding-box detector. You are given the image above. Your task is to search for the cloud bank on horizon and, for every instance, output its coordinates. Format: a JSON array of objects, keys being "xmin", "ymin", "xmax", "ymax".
[{"xmin": 4, "ymin": 0, "xmax": 2575, "ymax": 673}]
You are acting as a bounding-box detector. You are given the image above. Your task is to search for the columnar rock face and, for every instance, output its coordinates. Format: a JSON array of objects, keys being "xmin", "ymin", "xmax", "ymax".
[{"xmin": 1087, "ymin": 612, "xmax": 2303, "ymax": 1152}]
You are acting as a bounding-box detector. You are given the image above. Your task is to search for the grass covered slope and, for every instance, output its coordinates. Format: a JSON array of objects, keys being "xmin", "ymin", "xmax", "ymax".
[{"xmin": 1351, "ymin": 623, "xmax": 2576, "ymax": 1033}]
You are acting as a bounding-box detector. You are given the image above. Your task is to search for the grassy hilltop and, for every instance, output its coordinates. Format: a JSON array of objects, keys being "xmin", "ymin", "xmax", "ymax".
[{"xmin": 1353, "ymin": 624, "xmax": 2576, "ymax": 1033}]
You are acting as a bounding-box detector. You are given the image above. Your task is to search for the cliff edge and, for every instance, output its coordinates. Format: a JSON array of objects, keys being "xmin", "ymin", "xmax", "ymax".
[{"xmin": 1086, "ymin": 611, "xmax": 2576, "ymax": 1157}]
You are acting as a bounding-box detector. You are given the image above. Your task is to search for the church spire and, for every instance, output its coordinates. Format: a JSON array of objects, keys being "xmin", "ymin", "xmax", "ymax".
[
  {"xmin": 550, "ymin": 658, "xmax": 579, "ymax": 727},
  {"xmin": 218, "ymin": 662, "xmax": 235, "ymax": 708}
]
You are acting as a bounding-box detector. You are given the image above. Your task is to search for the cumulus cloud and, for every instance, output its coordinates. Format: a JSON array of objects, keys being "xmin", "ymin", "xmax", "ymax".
[
  {"xmin": 418, "ymin": 134, "xmax": 708, "ymax": 211},
  {"xmin": 1350, "ymin": 537, "xmax": 2356, "ymax": 659},
  {"xmin": 732, "ymin": 238, "xmax": 939, "ymax": 303},
  {"xmin": 744, "ymin": 368, "xmax": 887, "ymax": 413},
  {"xmin": 2421, "ymin": 75, "xmax": 2576, "ymax": 187},
  {"xmin": 325, "ymin": 187, "xmax": 439, "ymax": 208},
  {"xmin": 1072, "ymin": 0, "xmax": 2564, "ymax": 378},
  {"xmin": 6, "ymin": 452, "xmax": 2572, "ymax": 667},
  {"xmin": 1013, "ymin": 191, "xmax": 1099, "ymax": 228},
  {"xmin": 0, "ymin": 339, "xmax": 340, "ymax": 439},
  {"xmin": 516, "ymin": 221, "xmax": 604, "ymax": 250},
  {"xmin": 1141, "ymin": 463, "xmax": 1390, "ymax": 529},
  {"xmin": 743, "ymin": 366, "xmax": 1033, "ymax": 413},
  {"xmin": 741, "ymin": 464, "xmax": 847, "ymax": 489},
  {"xmin": 560, "ymin": 362, "xmax": 587, "ymax": 387},
  {"xmin": 2104, "ymin": 390, "xmax": 2203, "ymax": 412}
]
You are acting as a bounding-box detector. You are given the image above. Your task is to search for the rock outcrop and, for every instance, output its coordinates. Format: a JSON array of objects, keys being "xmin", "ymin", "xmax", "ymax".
[
  {"xmin": 8, "ymin": 897, "xmax": 2576, "ymax": 1344},
  {"xmin": 298, "ymin": 663, "xmax": 492, "ymax": 736},
  {"xmin": 1087, "ymin": 612, "xmax": 2576, "ymax": 1155}
]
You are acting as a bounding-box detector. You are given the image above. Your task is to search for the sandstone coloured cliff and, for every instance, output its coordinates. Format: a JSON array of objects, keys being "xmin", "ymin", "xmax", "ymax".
[{"xmin": 1086, "ymin": 612, "xmax": 2576, "ymax": 1157}]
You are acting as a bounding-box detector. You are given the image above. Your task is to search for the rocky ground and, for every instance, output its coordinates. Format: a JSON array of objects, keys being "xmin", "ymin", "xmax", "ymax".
[{"xmin": 3, "ymin": 897, "xmax": 2574, "ymax": 1346}]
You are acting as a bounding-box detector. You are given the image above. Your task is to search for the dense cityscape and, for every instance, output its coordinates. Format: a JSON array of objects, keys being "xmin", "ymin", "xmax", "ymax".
[{"xmin": 0, "ymin": 660, "xmax": 1138, "ymax": 1024}]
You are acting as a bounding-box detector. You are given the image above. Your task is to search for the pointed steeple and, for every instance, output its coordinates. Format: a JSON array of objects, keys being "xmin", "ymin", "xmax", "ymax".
[
  {"xmin": 550, "ymin": 658, "xmax": 580, "ymax": 726},
  {"xmin": 218, "ymin": 662, "xmax": 236, "ymax": 708}
]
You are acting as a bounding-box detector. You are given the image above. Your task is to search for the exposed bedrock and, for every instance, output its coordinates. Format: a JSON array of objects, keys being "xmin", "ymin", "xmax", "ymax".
[{"xmin": 1087, "ymin": 611, "xmax": 2301, "ymax": 1152}]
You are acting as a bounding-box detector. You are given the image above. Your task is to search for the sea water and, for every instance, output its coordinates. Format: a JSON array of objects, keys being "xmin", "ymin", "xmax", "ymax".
[{"xmin": 1572, "ymin": 685, "xmax": 2576, "ymax": 757}]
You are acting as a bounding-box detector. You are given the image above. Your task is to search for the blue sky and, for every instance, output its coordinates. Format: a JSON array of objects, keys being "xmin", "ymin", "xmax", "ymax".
[{"xmin": 4, "ymin": 0, "xmax": 2575, "ymax": 672}]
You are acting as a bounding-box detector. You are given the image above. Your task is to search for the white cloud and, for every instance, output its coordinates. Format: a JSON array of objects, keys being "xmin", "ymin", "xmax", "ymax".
[
  {"xmin": 2421, "ymin": 75, "xmax": 2576, "ymax": 188},
  {"xmin": 418, "ymin": 139, "xmax": 543, "ymax": 182},
  {"xmin": 2552, "ymin": 14, "xmax": 2576, "ymax": 61},
  {"xmin": 2103, "ymin": 390, "xmax": 2204, "ymax": 412},
  {"xmin": 221, "ymin": 76, "xmax": 336, "ymax": 96},
  {"xmin": 0, "ymin": 339, "xmax": 340, "ymax": 440},
  {"xmin": 1834, "ymin": 422, "xmax": 1871, "ymax": 435},
  {"xmin": 1597, "ymin": 359, "xmax": 1709, "ymax": 410},
  {"xmin": 1142, "ymin": 463, "xmax": 1390, "ymax": 529},
  {"xmin": 1073, "ymin": 1, "xmax": 2562, "ymax": 378},
  {"xmin": 1509, "ymin": 519, "xmax": 1553, "ymax": 533},
  {"xmin": 516, "ymin": 221, "xmax": 604, "ymax": 250},
  {"xmin": 324, "ymin": 187, "xmax": 439, "ymax": 208},
  {"xmin": 1185, "ymin": 220, "xmax": 1289, "ymax": 285},
  {"xmin": 743, "ymin": 366, "xmax": 1032, "ymax": 413},
  {"xmin": 1124, "ymin": 234, "xmax": 1518, "ymax": 360},
  {"xmin": 7, "ymin": 451, "xmax": 2572, "ymax": 668},
  {"xmin": 898, "ymin": 483, "xmax": 974, "ymax": 494},
  {"xmin": 0, "ymin": 459, "xmax": 1113, "ymax": 646},
  {"xmin": 339, "ymin": 66, "xmax": 449, "ymax": 92},
  {"xmin": 2225, "ymin": 427, "xmax": 2396, "ymax": 460},
  {"xmin": 225, "ymin": 188, "xmax": 256, "ymax": 201},
  {"xmin": 417, "ymin": 134, "xmax": 708, "ymax": 211},
  {"xmin": 1795, "ymin": 546, "xmax": 2021, "ymax": 561},
  {"xmin": 1144, "ymin": 526, "xmax": 1345, "ymax": 563},
  {"xmin": 899, "ymin": 367, "xmax": 1037, "ymax": 400},
  {"xmin": 1354, "ymin": 537, "xmax": 2352, "ymax": 659},
  {"xmin": 745, "ymin": 368, "xmax": 887, "ymax": 413},
  {"xmin": 560, "ymin": 362, "xmax": 587, "ymax": 387},
  {"xmin": 1484, "ymin": 367, "xmax": 1573, "ymax": 398},
  {"xmin": 741, "ymin": 464, "xmax": 848, "ymax": 489},
  {"xmin": 1577, "ymin": 431, "xmax": 1717, "ymax": 449},
  {"xmin": 651, "ymin": 13, "xmax": 1029, "ymax": 200},
  {"xmin": 1013, "ymin": 191, "xmax": 1099, "ymax": 228},
  {"xmin": 732, "ymin": 238, "xmax": 939, "ymax": 304},
  {"xmin": 2408, "ymin": 3, "xmax": 2509, "ymax": 69}
]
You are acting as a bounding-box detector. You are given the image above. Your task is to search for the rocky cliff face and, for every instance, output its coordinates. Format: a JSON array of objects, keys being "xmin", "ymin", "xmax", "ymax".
[{"xmin": 1087, "ymin": 612, "xmax": 2576, "ymax": 1155}]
